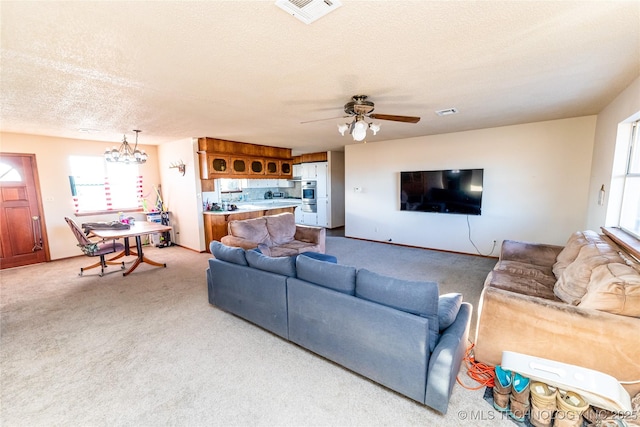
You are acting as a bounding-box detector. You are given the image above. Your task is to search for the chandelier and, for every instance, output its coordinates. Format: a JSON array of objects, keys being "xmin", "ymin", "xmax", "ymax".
[
  {"xmin": 104, "ymin": 130, "xmax": 148, "ymax": 164},
  {"xmin": 337, "ymin": 116, "xmax": 381, "ymax": 142}
]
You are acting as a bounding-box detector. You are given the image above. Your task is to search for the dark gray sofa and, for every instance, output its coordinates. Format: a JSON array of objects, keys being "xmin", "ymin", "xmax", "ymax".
[{"xmin": 206, "ymin": 241, "xmax": 472, "ymax": 414}]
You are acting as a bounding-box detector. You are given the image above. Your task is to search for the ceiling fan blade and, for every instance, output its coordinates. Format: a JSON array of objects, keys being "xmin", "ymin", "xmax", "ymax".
[
  {"xmin": 369, "ymin": 114, "xmax": 420, "ymax": 123},
  {"xmin": 300, "ymin": 116, "xmax": 348, "ymax": 124}
]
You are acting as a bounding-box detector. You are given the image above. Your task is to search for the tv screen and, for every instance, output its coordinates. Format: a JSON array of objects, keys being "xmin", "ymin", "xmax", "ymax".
[{"xmin": 400, "ymin": 169, "xmax": 484, "ymax": 215}]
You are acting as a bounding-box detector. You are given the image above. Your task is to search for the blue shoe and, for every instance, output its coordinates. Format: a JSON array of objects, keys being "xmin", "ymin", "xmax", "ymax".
[
  {"xmin": 509, "ymin": 373, "xmax": 530, "ymax": 422},
  {"xmin": 492, "ymin": 365, "xmax": 512, "ymax": 412}
]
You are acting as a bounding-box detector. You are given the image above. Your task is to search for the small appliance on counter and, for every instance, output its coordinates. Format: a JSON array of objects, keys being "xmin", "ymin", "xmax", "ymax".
[
  {"xmin": 264, "ymin": 190, "xmax": 273, "ymax": 199},
  {"xmin": 272, "ymin": 192, "xmax": 284, "ymax": 198}
]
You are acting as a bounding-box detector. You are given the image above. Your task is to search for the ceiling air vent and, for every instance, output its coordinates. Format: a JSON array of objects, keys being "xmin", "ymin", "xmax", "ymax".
[
  {"xmin": 275, "ymin": 0, "xmax": 342, "ymax": 24},
  {"xmin": 435, "ymin": 108, "xmax": 459, "ymax": 116}
]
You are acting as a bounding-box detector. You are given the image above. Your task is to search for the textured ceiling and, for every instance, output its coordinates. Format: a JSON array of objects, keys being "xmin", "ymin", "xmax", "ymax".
[{"xmin": 1, "ymin": 1, "xmax": 639, "ymax": 154}]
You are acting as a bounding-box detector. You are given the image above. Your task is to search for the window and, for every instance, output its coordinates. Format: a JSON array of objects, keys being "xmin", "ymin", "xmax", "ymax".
[
  {"xmin": 620, "ymin": 121, "xmax": 640, "ymax": 238},
  {"xmin": 0, "ymin": 162, "xmax": 22, "ymax": 181},
  {"xmin": 69, "ymin": 156, "xmax": 143, "ymax": 214}
]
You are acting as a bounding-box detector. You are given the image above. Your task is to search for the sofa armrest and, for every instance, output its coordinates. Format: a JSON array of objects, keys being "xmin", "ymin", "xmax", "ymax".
[
  {"xmin": 295, "ymin": 225, "xmax": 326, "ymax": 253},
  {"xmin": 474, "ymin": 287, "xmax": 640, "ymax": 396},
  {"xmin": 220, "ymin": 235, "xmax": 258, "ymax": 250},
  {"xmin": 499, "ymin": 240, "xmax": 564, "ymax": 266},
  {"xmin": 425, "ymin": 302, "xmax": 472, "ymax": 414}
]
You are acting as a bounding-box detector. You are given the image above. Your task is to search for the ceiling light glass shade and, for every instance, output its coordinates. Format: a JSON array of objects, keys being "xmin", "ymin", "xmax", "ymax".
[
  {"xmin": 337, "ymin": 123, "xmax": 349, "ymax": 136},
  {"xmin": 352, "ymin": 120, "xmax": 368, "ymax": 141},
  {"xmin": 104, "ymin": 130, "xmax": 147, "ymax": 164},
  {"xmin": 369, "ymin": 122, "xmax": 381, "ymax": 135}
]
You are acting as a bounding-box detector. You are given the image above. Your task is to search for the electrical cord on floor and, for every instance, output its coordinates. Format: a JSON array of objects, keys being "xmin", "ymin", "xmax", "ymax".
[
  {"xmin": 456, "ymin": 342, "xmax": 496, "ymax": 390},
  {"xmin": 466, "ymin": 215, "xmax": 497, "ymax": 256}
]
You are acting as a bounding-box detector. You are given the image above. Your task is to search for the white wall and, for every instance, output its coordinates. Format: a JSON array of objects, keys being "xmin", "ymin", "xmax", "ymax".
[
  {"xmin": 0, "ymin": 132, "xmax": 160, "ymax": 260},
  {"xmin": 157, "ymin": 138, "xmax": 205, "ymax": 252},
  {"xmin": 345, "ymin": 116, "xmax": 597, "ymax": 255},
  {"xmin": 586, "ymin": 76, "xmax": 640, "ymax": 230}
]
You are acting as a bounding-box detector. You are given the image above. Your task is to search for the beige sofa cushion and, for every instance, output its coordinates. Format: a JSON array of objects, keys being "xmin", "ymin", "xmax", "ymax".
[
  {"xmin": 264, "ymin": 213, "xmax": 296, "ymax": 245},
  {"xmin": 485, "ymin": 270, "xmax": 558, "ymax": 300},
  {"xmin": 579, "ymin": 263, "xmax": 640, "ymax": 318},
  {"xmin": 552, "ymin": 230, "xmax": 602, "ymax": 278},
  {"xmin": 554, "ymin": 242, "xmax": 624, "ymax": 305},
  {"xmin": 227, "ymin": 217, "xmax": 273, "ymax": 246},
  {"xmin": 494, "ymin": 260, "xmax": 554, "ymax": 280}
]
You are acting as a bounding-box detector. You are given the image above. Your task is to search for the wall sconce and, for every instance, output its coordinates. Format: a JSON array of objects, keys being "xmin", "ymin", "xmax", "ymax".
[{"xmin": 169, "ymin": 161, "xmax": 186, "ymax": 176}]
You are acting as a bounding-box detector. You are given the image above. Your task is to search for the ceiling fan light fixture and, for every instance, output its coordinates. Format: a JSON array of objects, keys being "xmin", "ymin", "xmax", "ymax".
[
  {"xmin": 337, "ymin": 123, "xmax": 349, "ymax": 136},
  {"xmin": 370, "ymin": 122, "xmax": 381, "ymax": 135},
  {"xmin": 352, "ymin": 119, "xmax": 368, "ymax": 141}
]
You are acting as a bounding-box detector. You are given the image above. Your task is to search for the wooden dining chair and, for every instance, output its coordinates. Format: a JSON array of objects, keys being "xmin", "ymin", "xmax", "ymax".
[{"xmin": 64, "ymin": 217, "xmax": 125, "ymax": 276}]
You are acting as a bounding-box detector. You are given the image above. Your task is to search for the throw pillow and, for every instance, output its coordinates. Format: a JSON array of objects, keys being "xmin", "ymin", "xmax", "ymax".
[
  {"xmin": 296, "ymin": 255, "xmax": 356, "ymax": 295},
  {"xmin": 355, "ymin": 269, "xmax": 439, "ymax": 351},
  {"xmin": 579, "ymin": 263, "xmax": 640, "ymax": 317},
  {"xmin": 210, "ymin": 240, "xmax": 248, "ymax": 266},
  {"xmin": 245, "ymin": 249, "xmax": 297, "ymax": 277},
  {"xmin": 438, "ymin": 293, "xmax": 463, "ymax": 331}
]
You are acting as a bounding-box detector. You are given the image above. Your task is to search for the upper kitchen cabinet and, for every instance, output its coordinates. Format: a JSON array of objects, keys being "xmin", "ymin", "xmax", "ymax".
[
  {"xmin": 198, "ymin": 153, "xmax": 230, "ymax": 178},
  {"xmin": 197, "ymin": 137, "xmax": 292, "ymax": 180}
]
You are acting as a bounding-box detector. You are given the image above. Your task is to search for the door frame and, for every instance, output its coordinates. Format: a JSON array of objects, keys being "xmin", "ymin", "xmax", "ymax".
[{"xmin": 0, "ymin": 152, "xmax": 50, "ymax": 266}]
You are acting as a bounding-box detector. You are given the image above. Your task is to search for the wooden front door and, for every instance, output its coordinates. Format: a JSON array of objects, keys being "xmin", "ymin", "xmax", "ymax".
[{"xmin": 0, "ymin": 153, "xmax": 49, "ymax": 269}]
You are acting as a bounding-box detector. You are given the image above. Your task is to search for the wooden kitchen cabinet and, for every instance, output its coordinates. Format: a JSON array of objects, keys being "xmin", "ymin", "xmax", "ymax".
[
  {"xmin": 280, "ymin": 161, "xmax": 292, "ymax": 177},
  {"xmin": 198, "ymin": 137, "xmax": 293, "ymax": 180},
  {"xmin": 250, "ymin": 159, "xmax": 265, "ymax": 175},
  {"xmin": 265, "ymin": 159, "xmax": 279, "ymax": 175},
  {"xmin": 231, "ymin": 157, "xmax": 247, "ymax": 174}
]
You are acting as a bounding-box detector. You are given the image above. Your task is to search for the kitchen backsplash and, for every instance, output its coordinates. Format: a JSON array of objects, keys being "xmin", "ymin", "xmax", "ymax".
[{"xmin": 202, "ymin": 181, "xmax": 301, "ymax": 206}]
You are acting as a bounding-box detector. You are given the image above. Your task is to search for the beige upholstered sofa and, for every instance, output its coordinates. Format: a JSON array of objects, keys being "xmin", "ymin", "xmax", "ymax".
[
  {"xmin": 474, "ymin": 229, "xmax": 640, "ymax": 396},
  {"xmin": 220, "ymin": 212, "xmax": 325, "ymax": 257}
]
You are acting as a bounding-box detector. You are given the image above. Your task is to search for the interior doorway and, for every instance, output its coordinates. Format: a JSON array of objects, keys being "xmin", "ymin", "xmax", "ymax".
[{"xmin": 0, "ymin": 153, "xmax": 49, "ymax": 269}]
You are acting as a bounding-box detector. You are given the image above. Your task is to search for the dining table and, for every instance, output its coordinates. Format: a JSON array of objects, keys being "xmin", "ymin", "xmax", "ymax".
[{"xmin": 90, "ymin": 221, "xmax": 172, "ymax": 276}]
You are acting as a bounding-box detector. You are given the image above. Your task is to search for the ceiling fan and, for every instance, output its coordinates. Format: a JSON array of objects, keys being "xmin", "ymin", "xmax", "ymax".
[{"xmin": 302, "ymin": 95, "xmax": 421, "ymax": 142}]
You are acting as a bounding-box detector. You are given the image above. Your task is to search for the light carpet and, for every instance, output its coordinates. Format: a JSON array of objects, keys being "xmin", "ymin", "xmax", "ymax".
[{"xmin": 0, "ymin": 237, "xmax": 512, "ymax": 426}]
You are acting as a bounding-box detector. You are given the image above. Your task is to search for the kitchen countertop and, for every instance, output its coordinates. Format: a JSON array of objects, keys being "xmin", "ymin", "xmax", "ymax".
[{"xmin": 203, "ymin": 199, "xmax": 301, "ymax": 215}]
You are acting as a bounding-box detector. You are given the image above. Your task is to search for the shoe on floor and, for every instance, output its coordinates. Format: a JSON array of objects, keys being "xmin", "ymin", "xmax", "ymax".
[
  {"xmin": 493, "ymin": 365, "xmax": 513, "ymax": 412},
  {"xmin": 509, "ymin": 373, "xmax": 530, "ymax": 422}
]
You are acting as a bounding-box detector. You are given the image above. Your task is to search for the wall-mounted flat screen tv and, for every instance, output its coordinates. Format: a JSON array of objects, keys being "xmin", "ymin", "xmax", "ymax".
[{"xmin": 400, "ymin": 169, "xmax": 484, "ymax": 215}]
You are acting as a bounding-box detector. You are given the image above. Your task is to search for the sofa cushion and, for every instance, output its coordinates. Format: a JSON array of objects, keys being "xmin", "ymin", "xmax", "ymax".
[
  {"xmin": 552, "ymin": 230, "xmax": 602, "ymax": 278},
  {"xmin": 245, "ymin": 249, "xmax": 297, "ymax": 277},
  {"xmin": 438, "ymin": 293, "xmax": 463, "ymax": 331},
  {"xmin": 296, "ymin": 254, "xmax": 356, "ymax": 295},
  {"xmin": 210, "ymin": 240, "xmax": 248, "ymax": 266},
  {"xmin": 355, "ymin": 268, "xmax": 439, "ymax": 351},
  {"xmin": 265, "ymin": 245, "xmax": 298, "ymax": 257},
  {"xmin": 579, "ymin": 263, "xmax": 640, "ymax": 318},
  {"xmin": 494, "ymin": 260, "xmax": 554, "ymax": 280},
  {"xmin": 485, "ymin": 270, "xmax": 558, "ymax": 300},
  {"xmin": 228, "ymin": 216, "xmax": 272, "ymax": 246},
  {"xmin": 554, "ymin": 242, "xmax": 624, "ymax": 305},
  {"xmin": 277, "ymin": 240, "xmax": 320, "ymax": 253},
  {"xmin": 265, "ymin": 213, "xmax": 296, "ymax": 245}
]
